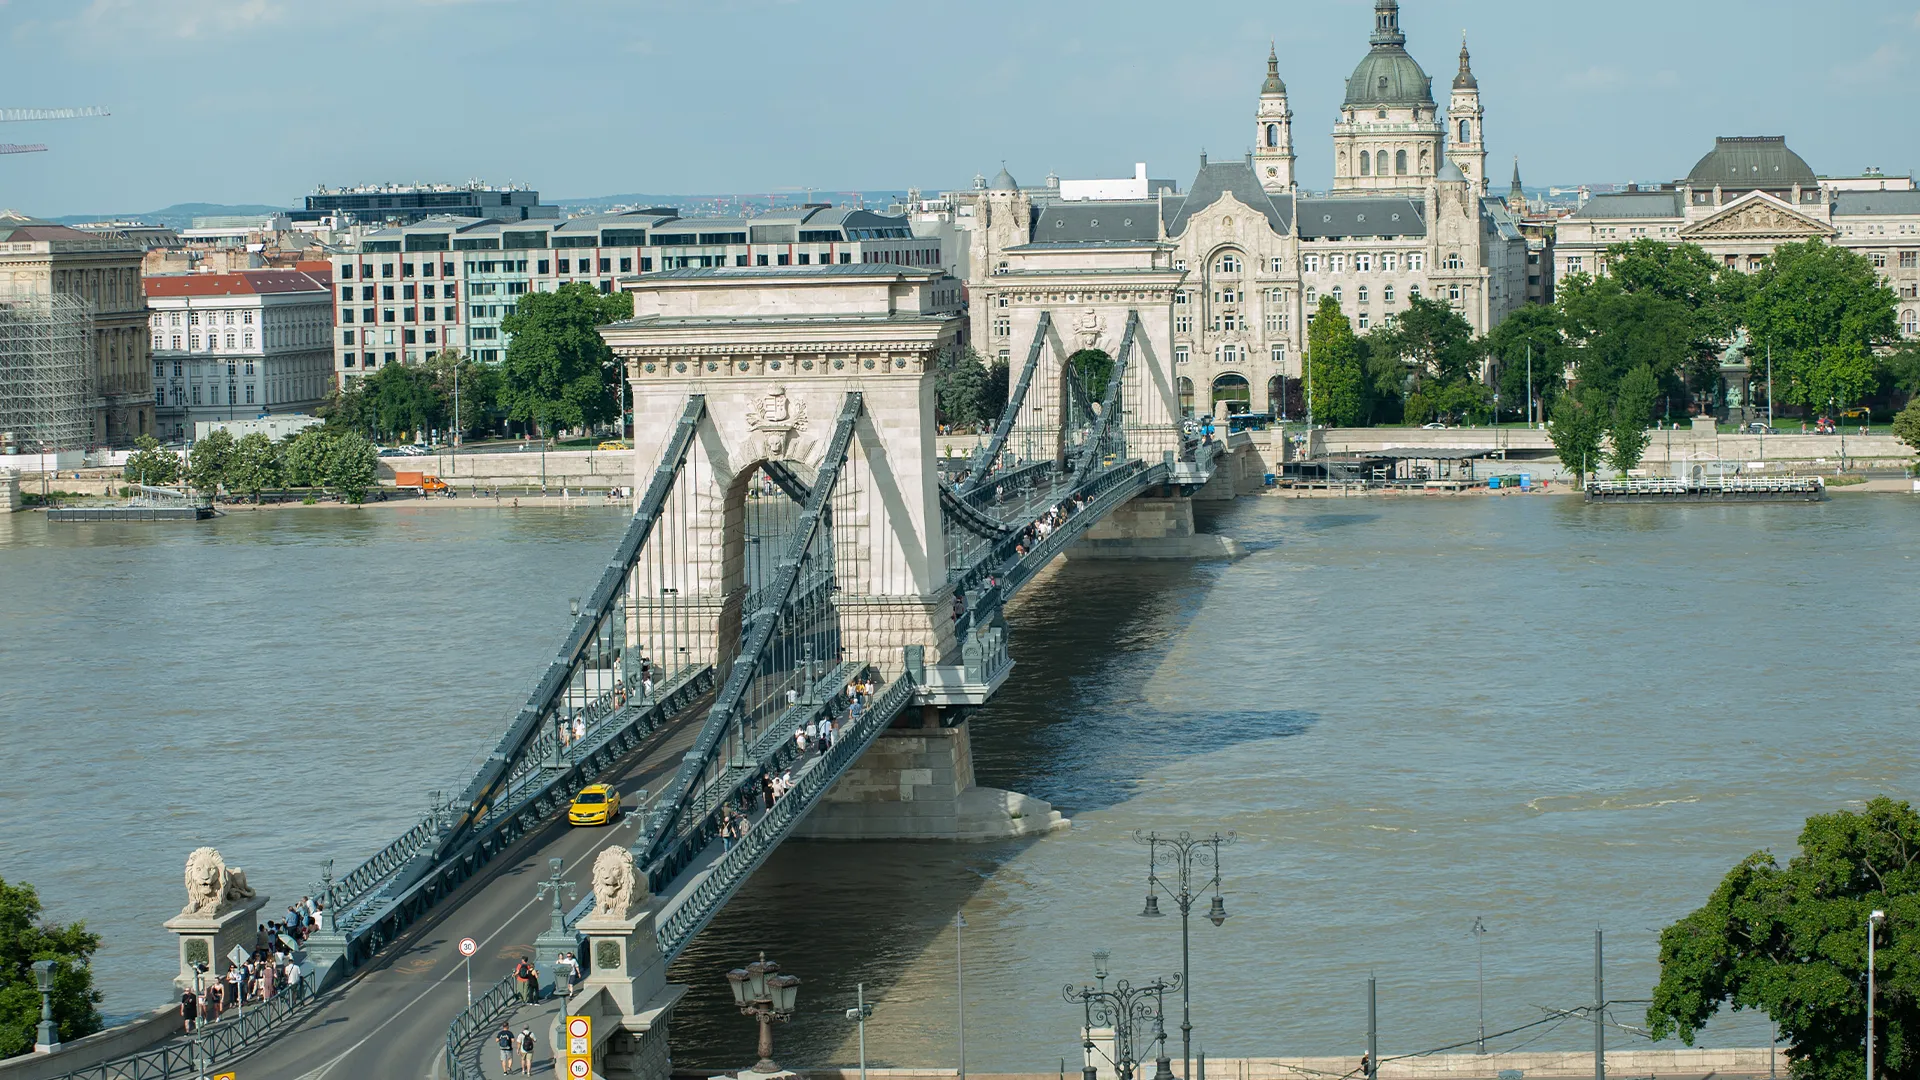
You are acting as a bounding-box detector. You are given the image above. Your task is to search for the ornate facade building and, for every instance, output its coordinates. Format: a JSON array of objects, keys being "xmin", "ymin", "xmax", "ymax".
[
  {"xmin": 959, "ymin": 0, "xmax": 1529, "ymax": 418},
  {"xmin": 1553, "ymin": 136, "xmax": 1920, "ymax": 336}
]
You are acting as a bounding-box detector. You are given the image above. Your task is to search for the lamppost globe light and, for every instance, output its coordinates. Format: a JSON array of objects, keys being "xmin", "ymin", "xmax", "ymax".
[
  {"xmin": 726, "ymin": 968, "xmax": 752, "ymax": 1006},
  {"xmin": 30, "ymin": 960, "xmax": 55, "ymax": 992}
]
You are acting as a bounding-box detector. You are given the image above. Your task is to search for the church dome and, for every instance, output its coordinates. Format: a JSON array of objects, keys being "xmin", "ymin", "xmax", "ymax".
[
  {"xmin": 1685, "ymin": 136, "xmax": 1817, "ymax": 189},
  {"xmin": 989, "ymin": 166, "xmax": 1019, "ymax": 192},
  {"xmin": 1344, "ymin": 48, "xmax": 1435, "ymax": 107},
  {"xmin": 1344, "ymin": 0, "xmax": 1433, "ymax": 107}
]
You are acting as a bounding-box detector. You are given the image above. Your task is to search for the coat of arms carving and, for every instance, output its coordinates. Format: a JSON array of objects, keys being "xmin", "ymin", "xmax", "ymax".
[
  {"xmin": 745, "ymin": 386, "xmax": 809, "ymax": 460},
  {"xmin": 1073, "ymin": 308, "xmax": 1106, "ymax": 351}
]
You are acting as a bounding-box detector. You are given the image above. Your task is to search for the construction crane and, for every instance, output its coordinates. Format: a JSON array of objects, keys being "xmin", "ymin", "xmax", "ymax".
[{"xmin": 0, "ymin": 106, "xmax": 110, "ymax": 157}]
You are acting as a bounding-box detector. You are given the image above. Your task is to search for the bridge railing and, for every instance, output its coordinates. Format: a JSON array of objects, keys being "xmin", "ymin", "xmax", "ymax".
[
  {"xmin": 51, "ymin": 971, "xmax": 320, "ymax": 1080},
  {"xmin": 443, "ymin": 973, "xmax": 520, "ymax": 1080},
  {"xmin": 328, "ymin": 664, "xmax": 715, "ymax": 972},
  {"xmin": 653, "ymin": 672, "xmax": 919, "ymax": 958}
]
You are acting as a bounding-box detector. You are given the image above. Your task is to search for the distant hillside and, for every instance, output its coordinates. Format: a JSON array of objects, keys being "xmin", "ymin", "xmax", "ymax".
[{"xmin": 51, "ymin": 202, "xmax": 293, "ymax": 230}]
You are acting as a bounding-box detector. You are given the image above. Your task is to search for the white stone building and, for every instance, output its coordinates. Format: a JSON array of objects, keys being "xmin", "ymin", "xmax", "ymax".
[
  {"xmin": 960, "ymin": 0, "xmax": 1530, "ymax": 418},
  {"xmin": 1554, "ymin": 137, "xmax": 1920, "ymax": 335},
  {"xmin": 145, "ymin": 268, "xmax": 336, "ymax": 442}
]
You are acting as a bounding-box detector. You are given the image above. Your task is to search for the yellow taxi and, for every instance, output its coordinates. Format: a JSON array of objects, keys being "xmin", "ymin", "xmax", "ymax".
[
  {"xmin": 567, "ymin": 784, "xmax": 621, "ymax": 826},
  {"xmin": 597, "ymin": 439, "xmax": 632, "ymax": 451}
]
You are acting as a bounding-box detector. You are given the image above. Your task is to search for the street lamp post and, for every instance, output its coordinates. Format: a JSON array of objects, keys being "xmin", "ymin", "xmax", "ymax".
[
  {"xmin": 1868, "ymin": 910, "xmax": 1885, "ymax": 1080},
  {"xmin": 1065, "ymin": 972, "xmax": 1179, "ymax": 1080},
  {"xmin": 1471, "ymin": 918, "xmax": 1488, "ymax": 1054},
  {"xmin": 1136, "ymin": 830, "xmax": 1233, "ymax": 1080},
  {"xmin": 845, "ymin": 982, "xmax": 874, "ymax": 1080},
  {"xmin": 30, "ymin": 960, "xmax": 60, "ymax": 1054},
  {"xmin": 726, "ymin": 953, "xmax": 801, "ymax": 1075}
]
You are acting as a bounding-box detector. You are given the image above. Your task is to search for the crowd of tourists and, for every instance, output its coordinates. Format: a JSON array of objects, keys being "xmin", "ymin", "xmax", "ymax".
[
  {"xmin": 1011, "ymin": 494, "xmax": 1090, "ymax": 558},
  {"xmin": 178, "ymin": 900, "xmax": 320, "ymax": 1031}
]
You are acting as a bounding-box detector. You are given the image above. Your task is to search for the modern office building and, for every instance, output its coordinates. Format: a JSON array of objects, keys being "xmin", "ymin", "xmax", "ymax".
[
  {"xmin": 144, "ymin": 267, "xmax": 335, "ymax": 441},
  {"xmin": 0, "ymin": 211, "xmax": 153, "ymax": 445},
  {"xmin": 295, "ymin": 182, "xmax": 557, "ymax": 227},
  {"xmin": 327, "ymin": 206, "xmax": 939, "ymax": 382}
]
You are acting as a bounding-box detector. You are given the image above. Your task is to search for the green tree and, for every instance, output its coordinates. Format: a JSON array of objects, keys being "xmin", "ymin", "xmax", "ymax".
[
  {"xmin": 983, "ymin": 356, "xmax": 1010, "ymax": 421},
  {"xmin": 1547, "ymin": 389, "xmax": 1607, "ymax": 487},
  {"xmin": 186, "ymin": 429, "xmax": 235, "ymax": 498},
  {"xmin": 363, "ymin": 363, "xmax": 445, "ymax": 443},
  {"xmin": 1891, "ymin": 398, "xmax": 1920, "ymax": 453},
  {"xmin": 500, "ymin": 283, "xmax": 623, "ymax": 436},
  {"xmin": 227, "ymin": 432, "xmax": 285, "ymax": 503},
  {"xmin": 426, "ymin": 350, "xmax": 500, "ymax": 440},
  {"xmin": 121, "ymin": 434, "xmax": 181, "ymax": 487},
  {"xmin": 1306, "ymin": 297, "xmax": 1367, "ymax": 426},
  {"xmin": 1748, "ymin": 241, "xmax": 1899, "ymax": 410},
  {"xmin": 318, "ymin": 379, "xmax": 377, "ymax": 438},
  {"xmin": 283, "ymin": 428, "xmax": 334, "ymax": 489},
  {"xmin": 1485, "ymin": 304, "xmax": 1572, "ymax": 424},
  {"xmin": 1066, "ymin": 348, "xmax": 1115, "ymax": 403},
  {"xmin": 325, "ymin": 431, "xmax": 380, "ymax": 503},
  {"xmin": 1558, "ymin": 240, "xmax": 1744, "ymax": 411},
  {"xmin": 1647, "ymin": 797, "xmax": 1920, "ymax": 1080},
  {"xmin": 935, "ymin": 346, "xmax": 993, "ymax": 428},
  {"xmin": 0, "ymin": 877, "xmax": 104, "ymax": 1057}
]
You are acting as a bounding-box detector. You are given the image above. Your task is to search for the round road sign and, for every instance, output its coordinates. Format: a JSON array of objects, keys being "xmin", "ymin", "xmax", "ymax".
[
  {"xmin": 571, "ymin": 1059, "xmax": 590, "ymax": 1078},
  {"xmin": 568, "ymin": 1017, "xmax": 589, "ymax": 1038},
  {"xmin": 457, "ymin": 937, "xmax": 478, "ymax": 957}
]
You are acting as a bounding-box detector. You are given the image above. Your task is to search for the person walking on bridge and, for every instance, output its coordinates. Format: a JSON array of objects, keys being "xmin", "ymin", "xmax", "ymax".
[
  {"xmin": 495, "ymin": 1021, "xmax": 515, "ymax": 1074},
  {"xmin": 513, "ymin": 957, "xmax": 538, "ymax": 1003},
  {"xmin": 517, "ymin": 1026, "xmax": 537, "ymax": 1075}
]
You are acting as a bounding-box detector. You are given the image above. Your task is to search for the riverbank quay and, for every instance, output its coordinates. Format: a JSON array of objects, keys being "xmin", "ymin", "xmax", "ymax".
[{"xmin": 731, "ymin": 1048, "xmax": 1780, "ymax": 1080}]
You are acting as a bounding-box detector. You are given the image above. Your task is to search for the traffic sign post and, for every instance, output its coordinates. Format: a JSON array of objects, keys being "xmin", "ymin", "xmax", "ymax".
[
  {"xmin": 564, "ymin": 1015, "xmax": 592, "ymax": 1078},
  {"xmin": 458, "ymin": 937, "xmax": 478, "ymax": 1006}
]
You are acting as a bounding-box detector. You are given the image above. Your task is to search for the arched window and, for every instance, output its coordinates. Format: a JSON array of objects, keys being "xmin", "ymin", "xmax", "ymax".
[
  {"xmin": 1211, "ymin": 373, "xmax": 1252, "ymax": 416},
  {"xmin": 1359, "ymin": 151, "xmax": 1372, "ymax": 176},
  {"xmin": 1377, "ymin": 75, "xmax": 1389, "ymax": 95},
  {"xmin": 1177, "ymin": 376, "xmax": 1195, "ymax": 418},
  {"xmin": 1331, "ymin": 285, "xmax": 1343, "ymax": 304},
  {"xmin": 1266, "ymin": 123, "xmax": 1279, "ymax": 148},
  {"xmin": 1395, "ymin": 150, "xmax": 1408, "ymax": 175},
  {"xmin": 1458, "ymin": 119, "xmax": 1471, "ymax": 143},
  {"xmin": 1305, "ymin": 287, "xmax": 1317, "ymax": 306},
  {"xmin": 1218, "ymin": 253, "xmax": 1241, "ymax": 275}
]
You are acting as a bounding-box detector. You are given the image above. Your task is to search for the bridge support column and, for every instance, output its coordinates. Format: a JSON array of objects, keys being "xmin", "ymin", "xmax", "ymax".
[
  {"xmin": 553, "ymin": 903, "xmax": 687, "ymax": 1080},
  {"xmin": 790, "ymin": 719, "xmax": 1066, "ymax": 841},
  {"xmin": 1068, "ymin": 495, "xmax": 1243, "ymax": 560},
  {"xmin": 163, "ymin": 892, "xmax": 267, "ymax": 995}
]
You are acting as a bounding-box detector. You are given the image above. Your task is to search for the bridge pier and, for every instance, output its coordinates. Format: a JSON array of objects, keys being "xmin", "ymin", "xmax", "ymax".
[
  {"xmin": 1067, "ymin": 493, "xmax": 1243, "ymax": 560},
  {"xmin": 790, "ymin": 718, "xmax": 1065, "ymax": 841},
  {"xmin": 553, "ymin": 901, "xmax": 687, "ymax": 1080}
]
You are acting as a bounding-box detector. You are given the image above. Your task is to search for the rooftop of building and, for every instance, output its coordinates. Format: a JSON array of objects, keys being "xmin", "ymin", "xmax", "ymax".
[
  {"xmin": 1831, "ymin": 190, "xmax": 1920, "ymax": 216},
  {"xmin": 1296, "ymin": 195, "xmax": 1427, "ymax": 239},
  {"xmin": 1685, "ymin": 136, "xmax": 1818, "ymax": 189},
  {"xmin": 144, "ymin": 268, "xmax": 333, "ymax": 297},
  {"xmin": 1161, "ymin": 156, "xmax": 1294, "ymax": 236},
  {"xmin": 1565, "ymin": 190, "xmax": 1686, "ymax": 220}
]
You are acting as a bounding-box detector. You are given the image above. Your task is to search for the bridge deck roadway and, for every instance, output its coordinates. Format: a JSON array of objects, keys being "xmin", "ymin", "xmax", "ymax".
[{"xmin": 231, "ymin": 701, "xmax": 710, "ymax": 1080}]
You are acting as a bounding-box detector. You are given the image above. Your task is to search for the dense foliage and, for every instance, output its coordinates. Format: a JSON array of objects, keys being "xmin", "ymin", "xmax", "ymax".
[
  {"xmin": 1648, "ymin": 798, "xmax": 1920, "ymax": 1080},
  {"xmin": 0, "ymin": 878, "xmax": 103, "ymax": 1058},
  {"xmin": 121, "ymin": 434, "xmax": 181, "ymax": 487},
  {"xmin": 1307, "ymin": 296, "xmax": 1368, "ymax": 426},
  {"xmin": 499, "ymin": 283, "xmax": 629, "ymax": 436},
  {"xmin": 321, "ymin": 350, "xmax": 499, "ymax": 443}
]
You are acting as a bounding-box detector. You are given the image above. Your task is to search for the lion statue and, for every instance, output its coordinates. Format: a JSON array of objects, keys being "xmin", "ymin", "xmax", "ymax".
[
  {"xmin": 182, "ymin": 847, "xmax": 255, "ymax": 917},
  {"xmin": 590, "ymin": 846, "xmax": 641, "ymax": 920}
]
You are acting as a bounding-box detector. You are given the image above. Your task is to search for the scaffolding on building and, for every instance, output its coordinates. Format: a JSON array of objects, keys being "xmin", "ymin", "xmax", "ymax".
[{"xmin": 0, "ymin": 290, "xmax": 93, "ymax": 453}]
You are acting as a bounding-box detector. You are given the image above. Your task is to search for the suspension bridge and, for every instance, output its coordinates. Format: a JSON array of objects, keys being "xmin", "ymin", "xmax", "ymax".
[{"xmin": 108, "ymin": 263, "xmax": 1263, "ymax": 1080}]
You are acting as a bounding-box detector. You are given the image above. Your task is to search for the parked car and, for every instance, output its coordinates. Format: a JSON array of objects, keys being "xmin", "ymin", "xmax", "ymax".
[
  {"xmin": 1741, "ymin": 422, "xmax": 1777, "ymax": 434},
  {"xmin": 1422, "ymin": 423, "xmax": 1448, "ymax": 430}
]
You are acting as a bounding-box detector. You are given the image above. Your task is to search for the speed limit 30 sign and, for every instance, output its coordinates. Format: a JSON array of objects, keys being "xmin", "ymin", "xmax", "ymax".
[{"xmin": 457, "ymin": 937, "xmax": 478, "ymax": 957}]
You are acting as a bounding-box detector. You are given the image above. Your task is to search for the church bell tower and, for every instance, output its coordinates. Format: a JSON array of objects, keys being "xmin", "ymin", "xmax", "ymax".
[
  {"xmin": 1447, "ymin": 34, "xmax": 1488, "ymax": 194},
  {"xmin": 1253, "ymin": 44, "xmax": 1295, "ymax": 193}
]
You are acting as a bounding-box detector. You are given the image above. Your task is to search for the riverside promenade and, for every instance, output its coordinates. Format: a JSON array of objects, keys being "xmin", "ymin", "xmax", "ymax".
[{"xmin": 766, "ymin": 1049, "xmax": 1780, "ymax": 1080}]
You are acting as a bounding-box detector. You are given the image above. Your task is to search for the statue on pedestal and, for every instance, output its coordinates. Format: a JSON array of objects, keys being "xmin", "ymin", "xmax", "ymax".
[
  {"xmin": 182, "ymin": 847, "xmax": 255, "ymax": 918},
  {"xmin": 591, "ymin": 847, "xmax": 643, "ymax": 921}
]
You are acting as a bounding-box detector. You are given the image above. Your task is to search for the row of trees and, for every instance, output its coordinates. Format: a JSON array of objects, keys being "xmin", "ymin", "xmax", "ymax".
[
  {"xmin": 319, "ymin": 283, "xmax": 634, "ymax": 445},
  {"xmin": 124, "ymin": 428, "xmax": 381, "ymax": 502},
  {"xmin": 1303, "ymin": 239, "xmax": 1915, "ymax": 481}
]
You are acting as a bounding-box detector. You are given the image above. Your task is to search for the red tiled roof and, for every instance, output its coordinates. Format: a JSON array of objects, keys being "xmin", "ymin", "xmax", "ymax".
[{"xmin": 143, "ymin": 269, "xmax": 331, "ymax": 297}]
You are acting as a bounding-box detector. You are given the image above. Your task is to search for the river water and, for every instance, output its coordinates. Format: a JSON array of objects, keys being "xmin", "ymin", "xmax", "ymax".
[{"xmin": 3, "ymin": 495, "xmax": 1916, "ymax": 1069}]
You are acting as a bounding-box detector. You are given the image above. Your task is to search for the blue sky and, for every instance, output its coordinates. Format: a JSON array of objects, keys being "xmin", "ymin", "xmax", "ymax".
[{"xmin": 1, "ymin": 0, "xmax": 1917, "ymax": 216}]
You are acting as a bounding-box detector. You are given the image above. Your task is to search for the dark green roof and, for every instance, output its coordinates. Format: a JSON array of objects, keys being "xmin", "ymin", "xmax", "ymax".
[
  {"xmin": 1685, "ymin": 137, "xmax": 1817, "ymax": 189},
  {"xmin": 1344, "ymin": 46, "xmax": 1434, "ymax": 107}
]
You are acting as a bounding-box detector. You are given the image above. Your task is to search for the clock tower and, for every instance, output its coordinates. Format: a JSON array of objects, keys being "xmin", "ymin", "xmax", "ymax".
[{"xmin": 1253, "ymin": 45, "xmax": 1296, "ymax": 194}]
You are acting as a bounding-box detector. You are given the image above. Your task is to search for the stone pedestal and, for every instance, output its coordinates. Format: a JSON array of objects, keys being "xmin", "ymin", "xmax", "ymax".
[
  {"xmin": 1067, "ymin": 495, "xmax": 1242, "ymax": 560},
  {"xmin": 163, "ymin": 894, "xmax": 267, "ymax": 993},
  {"xmin": 563, "ymin": 904, "xmax": 687, "ymax": 1080},
  {"xmin": 790, "ymin": 720, "xmax": 1067, "ymax": 841}
]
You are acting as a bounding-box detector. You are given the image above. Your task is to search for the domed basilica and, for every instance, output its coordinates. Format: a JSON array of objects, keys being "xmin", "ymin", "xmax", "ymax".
[{"xmin": 960, "ymin": 0, "xmax": 1532, "ymax": 418}]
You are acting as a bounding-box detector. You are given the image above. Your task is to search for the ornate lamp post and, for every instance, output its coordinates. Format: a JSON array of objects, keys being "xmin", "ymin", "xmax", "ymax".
[
  {"xmin": 533, "ymin": 857, "xmax": 578, "ymax": 981},
  {"xmin": 726, "ymin": 953, "xmax": 801, "ymax": 1075},
  {"xmin": 1135, "ymin": 830, "xmax": 1233, "ymax": 1079},
  {"xmin": 30, "ymin": 960, "xmax": 60, "ymax": 1053},
  {"xmin": 1064, "ymin": 971, "xmax": 1177, "ymax": 1080}
]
